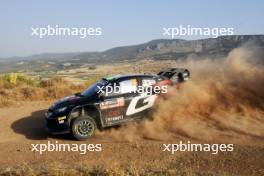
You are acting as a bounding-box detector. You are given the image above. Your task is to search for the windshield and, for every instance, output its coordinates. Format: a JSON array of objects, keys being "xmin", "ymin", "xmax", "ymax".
[{"xmin": 81, "ymin": 79, "xmax": 109, "ymax": 97}]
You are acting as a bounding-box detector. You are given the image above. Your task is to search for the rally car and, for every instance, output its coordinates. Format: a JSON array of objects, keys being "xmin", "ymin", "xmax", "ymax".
[{"xmin": 45, "ymin": 68, "xmax": 190, "ymax": 140}]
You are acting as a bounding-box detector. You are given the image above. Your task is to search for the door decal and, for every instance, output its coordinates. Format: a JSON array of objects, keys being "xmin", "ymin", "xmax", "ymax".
[{"xmin": 126, "ymin": 95, "xmax": 157, "ymax": 116}]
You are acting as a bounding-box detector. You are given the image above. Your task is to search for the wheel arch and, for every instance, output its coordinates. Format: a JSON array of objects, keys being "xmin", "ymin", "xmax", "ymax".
[{"xmin": 68, "ymin": 104, "xmax": 102, "ymax": 129}]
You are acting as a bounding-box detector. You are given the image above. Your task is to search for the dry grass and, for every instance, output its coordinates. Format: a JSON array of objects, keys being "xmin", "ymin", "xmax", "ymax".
[
  {"xmin": 0, "ymin": 164, "xmax": 230, "ymax": 176},
  {"xmin": 0, "ymin": 76, "xmax": 86, "ymax": 107}
]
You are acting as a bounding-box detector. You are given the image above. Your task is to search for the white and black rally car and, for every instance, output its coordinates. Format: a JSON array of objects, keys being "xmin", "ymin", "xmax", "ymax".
[{"xmin": 45, "ymin": 68, "xmax": 190, "ymax": 140}]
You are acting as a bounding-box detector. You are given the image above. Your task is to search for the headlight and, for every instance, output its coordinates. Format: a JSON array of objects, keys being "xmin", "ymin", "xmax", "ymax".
[{"xmin": 55, "ymin": 107, "xmax": 68, "ymax": 113}]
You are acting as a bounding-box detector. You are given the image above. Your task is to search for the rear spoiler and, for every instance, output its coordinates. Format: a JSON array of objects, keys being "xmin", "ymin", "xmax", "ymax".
[{"xmin": 158, "ymin": 68, "xmax": 190, "ymax": 83}]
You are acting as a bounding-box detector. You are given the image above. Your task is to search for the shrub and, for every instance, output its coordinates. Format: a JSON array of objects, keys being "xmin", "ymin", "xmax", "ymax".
[
  {"xmin": 18, "ymin": 87, "xmax": 46, "ymax": 100},
  {"xmin": 39, "ymin": 77, "xmax": 68, "ymax": 88},
  {"xmin": 16, "ymin": 74, "xmax": 36, "ymax": 86},
  {"xmin": 88, "ymin": 65, "xmax": 96, "ymax": 70},
  {"xmin": 0, "ymin": 73, "xmax": 36, "ymax": 89},
  {"xmin": 0, "ymin": 75, "xmax": 95, "ymax": 107}
]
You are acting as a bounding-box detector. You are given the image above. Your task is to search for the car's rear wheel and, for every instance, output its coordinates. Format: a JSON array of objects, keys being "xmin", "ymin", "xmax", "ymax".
[{"xmin": 71, "ymin": 115, "xmax": 97, "ymax": 140}]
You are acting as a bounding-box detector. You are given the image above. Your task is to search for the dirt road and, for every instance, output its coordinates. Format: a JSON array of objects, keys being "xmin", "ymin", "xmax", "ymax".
[{"xmin": 0, "ymin": 101, "xmax": 263, "ymax": 175}]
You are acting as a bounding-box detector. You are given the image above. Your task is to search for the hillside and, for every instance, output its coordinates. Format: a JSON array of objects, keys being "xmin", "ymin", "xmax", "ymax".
[{"xmin": 1, "ymin": 35, "xmax": 264, "ymax": 73}]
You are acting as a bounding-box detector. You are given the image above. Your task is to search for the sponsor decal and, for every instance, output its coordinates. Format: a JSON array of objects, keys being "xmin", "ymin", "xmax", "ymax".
[
  {"xmin": 100, "ymin": 97, "xmax": 125, "ymax": 110},
  {"xmin": 142, "ymin": 79, "xmax": 156, "ymax": 87},
  {"xmin": 105, "ymin": 108, "xmax": 123, "ymax": 117},
  {"xmin": 105, "ymin": 115, "xmax": 124, "ymax": 122}
]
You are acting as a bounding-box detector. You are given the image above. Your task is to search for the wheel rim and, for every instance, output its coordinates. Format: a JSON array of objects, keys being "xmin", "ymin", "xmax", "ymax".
[{"xmin": 76, "ymin": 119, "xmax": 94, "ymax": 136}]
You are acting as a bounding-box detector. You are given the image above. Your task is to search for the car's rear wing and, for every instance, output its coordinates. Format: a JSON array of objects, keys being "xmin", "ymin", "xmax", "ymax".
[{"xmin": 157, "ymin": 68, "xmax": 190, "ymax": 83}]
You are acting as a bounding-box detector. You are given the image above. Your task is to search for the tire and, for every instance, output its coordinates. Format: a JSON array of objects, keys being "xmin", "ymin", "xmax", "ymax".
[{"xmin": 71, "ymin": 115, "xmax": 97, "ymax": 140}]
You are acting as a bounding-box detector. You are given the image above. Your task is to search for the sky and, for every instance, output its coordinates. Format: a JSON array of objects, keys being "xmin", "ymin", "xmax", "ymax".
[{"xmin": 0, "ymin": 0, "xmax": 263, "ymax": 57}]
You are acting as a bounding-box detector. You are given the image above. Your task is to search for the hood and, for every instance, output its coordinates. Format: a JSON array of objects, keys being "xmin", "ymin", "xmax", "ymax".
[
  {"xmin": 49, "ymin": 92, "xmax": 99, "ymax": 112},
  {"xmin": 49, "ymin": 94, "xmax": 82, "ymax": 111},
  {"xmin": 56, "ymin": 95, "xmax": 80, "ymax": 105}
]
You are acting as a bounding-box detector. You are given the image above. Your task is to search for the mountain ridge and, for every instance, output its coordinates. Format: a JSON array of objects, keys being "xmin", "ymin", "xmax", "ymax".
[
  {"xmin": 1, "ymin": 35, "xmax": 264, "ymax": 62},
  {"xmin": 0, "ymin": 35, "xmax": 264, "ymax": 73}
]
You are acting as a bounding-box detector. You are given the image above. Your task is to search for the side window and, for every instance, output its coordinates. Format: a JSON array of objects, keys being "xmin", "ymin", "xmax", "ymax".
[
  {"xmin": 104, "ymin": 79, "xmax": 138, "ymax": 97},
  {"xmin": 119, "ymin": 79, "xmax": 138, "ymax": 94}
]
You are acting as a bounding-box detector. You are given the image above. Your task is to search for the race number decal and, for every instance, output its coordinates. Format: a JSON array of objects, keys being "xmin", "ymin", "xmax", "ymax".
[{"xmin": 126, "ymin": 95, "xmax": 157, "ymax": 116}]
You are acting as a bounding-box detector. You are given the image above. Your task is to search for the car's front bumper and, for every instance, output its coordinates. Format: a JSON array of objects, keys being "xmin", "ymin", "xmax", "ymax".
[{"xmin": 45, "ymin": 112, "xmax": 70, "ymax": 135}]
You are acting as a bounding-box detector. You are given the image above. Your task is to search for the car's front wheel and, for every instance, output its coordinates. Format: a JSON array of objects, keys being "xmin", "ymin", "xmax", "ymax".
[{"xmin": 71, "ymin": 115, "xmax": 97, "ymax": 140}]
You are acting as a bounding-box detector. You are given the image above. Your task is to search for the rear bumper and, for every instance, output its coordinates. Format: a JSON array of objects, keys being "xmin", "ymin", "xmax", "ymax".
[{"xmin": 45, "ymin": 112, "xmax": 70, "ymax": 135}]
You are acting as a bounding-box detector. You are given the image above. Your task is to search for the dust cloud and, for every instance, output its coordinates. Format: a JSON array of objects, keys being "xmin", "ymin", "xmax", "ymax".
[{"xmin": 98, "ymin": 47, "xmax": 264, "ymax": 145}]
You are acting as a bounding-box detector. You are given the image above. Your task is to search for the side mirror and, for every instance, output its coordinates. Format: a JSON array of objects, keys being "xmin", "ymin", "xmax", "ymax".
[{"xmin": 98, "ymin": 93, "xmax": 104, "ymax": 101}]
